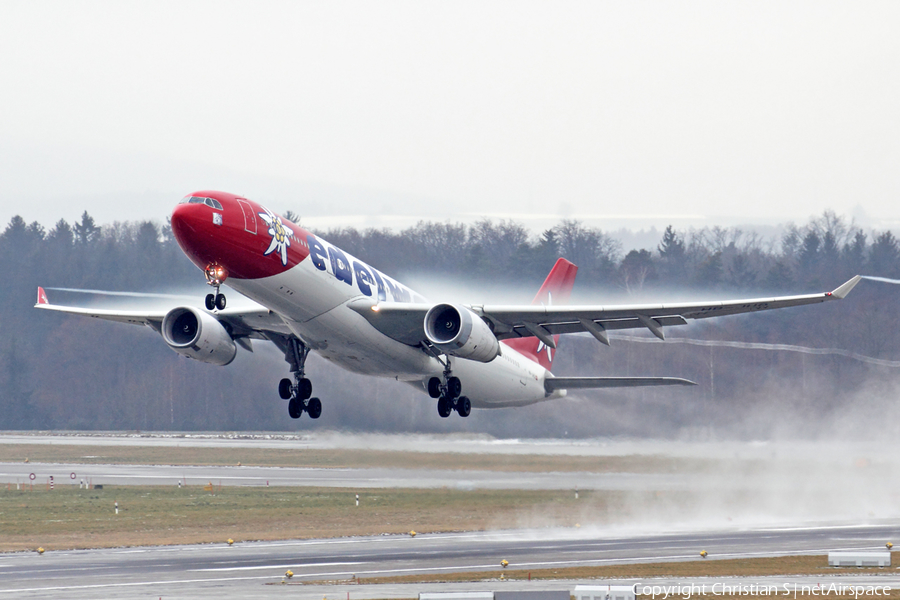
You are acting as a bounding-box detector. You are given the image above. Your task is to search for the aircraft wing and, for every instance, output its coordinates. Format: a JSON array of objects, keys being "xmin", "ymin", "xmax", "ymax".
[
  {"xmin": 544, "ymin": 376, "xmax": 696, "ymax": 392},
  {"xmin": 34, "ymin": 287, "xmax": 291, "ymax": 339},
  {"xmin": 477, "ymin": 275, "xmax": 861, "ymax": 344},
  {"xmin": 350, "ymin": 276, "xmax": 861, "ymax": 346}
]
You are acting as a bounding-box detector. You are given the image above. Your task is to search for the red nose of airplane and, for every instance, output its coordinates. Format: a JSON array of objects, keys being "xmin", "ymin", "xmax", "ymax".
[
  {"xmin": 170, "ymin": 193, "xmax": 225, "ymax": 272},
  {"xmin": 171, "ymin": 191, "xmax": 309, "ymax": 280}
]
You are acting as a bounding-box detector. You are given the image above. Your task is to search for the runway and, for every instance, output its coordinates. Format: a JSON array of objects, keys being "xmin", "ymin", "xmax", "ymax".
[
  {"xmin": 3, "ymin": 433, "xmax": 900, "ymax": 598},
  {"xmin": 2, "ymin": 524, "xmax": 899, "ymax": 599},
  {"xmin": 0, "ymin": 461, "xmax": 687, "ymax": 491}
]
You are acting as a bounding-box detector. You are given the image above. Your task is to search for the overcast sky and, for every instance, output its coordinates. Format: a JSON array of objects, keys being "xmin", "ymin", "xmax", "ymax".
[{"xmin": 1, "ymin": 1, "xmax": 899, "ymax": 233}]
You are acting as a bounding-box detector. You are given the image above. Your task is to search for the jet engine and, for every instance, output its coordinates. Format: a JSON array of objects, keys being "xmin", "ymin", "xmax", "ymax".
[
  {"xmin": 424, "ymin": 303, "xmax": 500, "ymax": 363},
  {"xmin": 161, "ymin": 307, "xmax": 237, "ymax": 366}
]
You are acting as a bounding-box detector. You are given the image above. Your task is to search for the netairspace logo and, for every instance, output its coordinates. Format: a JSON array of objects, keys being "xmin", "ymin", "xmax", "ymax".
[{"xmin": 634, "ymin": 583, "xmax": 892, "ymax": 599}]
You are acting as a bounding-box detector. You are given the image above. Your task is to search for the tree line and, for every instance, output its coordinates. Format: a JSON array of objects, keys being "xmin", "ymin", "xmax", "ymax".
[{"xmin": 1, "ymin": 209, "xmax": 898, "ymax": 438}]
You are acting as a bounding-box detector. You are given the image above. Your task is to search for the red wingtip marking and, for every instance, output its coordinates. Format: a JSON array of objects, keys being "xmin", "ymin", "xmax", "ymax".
[{"xmin": 37, "ymin": 287, "xmax": 48, "ymax": 305}]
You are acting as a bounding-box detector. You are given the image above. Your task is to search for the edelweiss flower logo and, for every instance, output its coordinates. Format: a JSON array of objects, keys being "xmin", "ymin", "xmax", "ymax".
[
  {"xmin": 536, "ymin": 338, "xmax": 553, "ymax": 362},
  {"xmin": 258, "ymin": 208, "xmax": 292, "ymax": 266}
]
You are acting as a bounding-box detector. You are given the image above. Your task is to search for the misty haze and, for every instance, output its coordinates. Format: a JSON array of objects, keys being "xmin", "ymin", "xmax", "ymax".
[{"xmin": 2, "ymin": 209, "xmax": 898, "ymax": 440}]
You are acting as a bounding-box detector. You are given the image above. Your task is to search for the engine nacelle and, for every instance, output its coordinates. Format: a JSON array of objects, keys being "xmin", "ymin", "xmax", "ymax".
[
  {"xmin": 424, "ymin": 303, "xmax": 500, "ymax": 363},
  {"xmin": 161, "ymin": 307, "xmax": 237, "ymax": 366}
]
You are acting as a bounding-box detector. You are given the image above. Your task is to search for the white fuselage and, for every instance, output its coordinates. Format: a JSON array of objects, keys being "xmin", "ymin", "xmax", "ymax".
[{"xmin": 226, "ymin": 244, "xmax": 555, "ymax": 408}]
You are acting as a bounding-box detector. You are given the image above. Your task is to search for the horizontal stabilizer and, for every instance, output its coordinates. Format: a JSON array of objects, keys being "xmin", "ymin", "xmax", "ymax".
[{"xmin": 545, "ymin": 376, "xmax": 696, "ymax": 392}]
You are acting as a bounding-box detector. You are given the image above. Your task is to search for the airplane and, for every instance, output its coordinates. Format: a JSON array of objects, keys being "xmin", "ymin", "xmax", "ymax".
[{"xmin": 35, "ymin": 191, "xmax": 862, "ymax": 420}]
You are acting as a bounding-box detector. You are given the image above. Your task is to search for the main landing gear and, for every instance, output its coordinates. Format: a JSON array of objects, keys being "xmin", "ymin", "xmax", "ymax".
[
  {"xmin": 427, "ymin": 358, "xmax": 470, "ymax": 418},
  {"xmin": 278, "ymin": 336, "xmax": 322, "ymax": 419},
  {"xmin": 204, "ymin": 263, "xmax": 228, "ymax": 311}
]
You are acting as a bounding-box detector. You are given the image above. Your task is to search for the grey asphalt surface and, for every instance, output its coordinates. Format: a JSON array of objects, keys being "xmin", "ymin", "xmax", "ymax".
[
  {"xmin": 2, "ymin": 524, "xmax": 899, "ymax": 599},
  {"xmin": 3, "ymin": 434, "xmax": 900, "ymax": 599},
  {"xmin": 0, "ymin": 461, "xmax": 688, "ymax": 491}
]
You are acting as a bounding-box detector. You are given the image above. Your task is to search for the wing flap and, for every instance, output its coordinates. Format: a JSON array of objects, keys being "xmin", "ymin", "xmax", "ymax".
[
  {"xmin": 34, "ymin": 302, "xmax": 167, "ymax": 328},
  {"xmin": 545, "ymin": 376, "xmax": 697, "ymax": 392},
  {"xmin": 497, "ymin": 315, "xmax": 688, "ymax": 339}
]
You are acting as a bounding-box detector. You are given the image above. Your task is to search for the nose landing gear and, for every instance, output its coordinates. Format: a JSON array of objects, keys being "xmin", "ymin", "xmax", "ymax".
[
  {"xmin": 205, "ymin": 293, "xmax": 226, "ymax": 311},
  {"xmin": 278, "ymin": 336, "xmax": 321, "ymax": 420},
  {"xmin": 204, "ymin": 264, "xmax": 228, "ymax": 311}
]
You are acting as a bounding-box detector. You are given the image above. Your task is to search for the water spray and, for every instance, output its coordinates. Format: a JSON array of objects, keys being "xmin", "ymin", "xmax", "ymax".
[
  {"xmin": 587, "ymin": 274, "xmax": 900, "ymax": 368},
  {"xmin": 606, "ymin": 335, "xmax": 900, "ymax": 368},
  {"xmin": 860, "ymin": 275, "xmax": 900, "ymax": 285}
]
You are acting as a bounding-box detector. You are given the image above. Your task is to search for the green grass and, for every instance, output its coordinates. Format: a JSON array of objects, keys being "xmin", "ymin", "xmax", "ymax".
[{"xmin": 0, "ymin": 484, "xmax": 614, "ymax": 552}]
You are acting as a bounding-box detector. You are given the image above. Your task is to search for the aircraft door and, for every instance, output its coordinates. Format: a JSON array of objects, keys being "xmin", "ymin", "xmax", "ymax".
[{"xmin": 237, "ymin": 199, "xmax": 258, "ymax": 234}]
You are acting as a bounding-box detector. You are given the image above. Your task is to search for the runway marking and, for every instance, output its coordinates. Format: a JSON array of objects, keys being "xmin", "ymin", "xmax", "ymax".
[
  {"xmin": 191, "ymin": 561, "xmax": 364, "ymax": 572},
  {"xmin": 758, "ymin": 523, "xmax": 899, "ymax": 532},
  {"xmin": 504, "ymin": 547, "xmax": 859, "ymax": 569},
  {"xmin": 290, "ymin": 564, "xmax": 500, "ymax": 578},
  {"xmin": 0, "ymin": 574, "xmax": 281, "ymax": 594},
  {"xmin": 4, "ymin": 545, "xmax": 867, "ymax": 583},
  {"xmin": 272, "ymin": 546, "xmax": 873, "ymax": 580}
]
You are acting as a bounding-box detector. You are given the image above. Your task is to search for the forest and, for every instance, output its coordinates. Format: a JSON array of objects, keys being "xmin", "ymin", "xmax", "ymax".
[{"xmin": 1, "ymin": 209, "xmax": 899, "ymax": 439}]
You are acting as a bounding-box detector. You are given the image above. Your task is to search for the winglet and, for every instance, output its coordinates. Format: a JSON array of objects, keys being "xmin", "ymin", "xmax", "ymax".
[
  {"xmin": 36, "ymin": 286, "xmax": 49, "ymax": 305},
  {"xmin": 829, "ymin": 275, "xmax": 862, "ymax": 299}
]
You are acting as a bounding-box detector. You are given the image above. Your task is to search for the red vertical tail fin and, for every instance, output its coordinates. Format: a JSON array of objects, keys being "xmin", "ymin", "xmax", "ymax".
[{"xmin": 502, "ymin": 258, "xmax": 577, "ymax": 371}]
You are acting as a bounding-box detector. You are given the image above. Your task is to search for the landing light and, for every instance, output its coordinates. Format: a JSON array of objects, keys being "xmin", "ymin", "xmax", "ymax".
[
  {"xmin": 371, "ymin": 305, "xmax": 380, "ymax": 312},
  {"xmin": 205, "ymin": 264, "xmax": 228, "ymax": 286}
]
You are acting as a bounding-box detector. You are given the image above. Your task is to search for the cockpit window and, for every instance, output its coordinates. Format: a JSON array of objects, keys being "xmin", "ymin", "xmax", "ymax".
[{"xmin": 181, "ymin": 196, "xmax": 223, "ymax": 210}]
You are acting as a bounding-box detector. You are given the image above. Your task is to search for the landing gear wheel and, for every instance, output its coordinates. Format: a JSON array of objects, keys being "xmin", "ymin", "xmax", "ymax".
[
  {"xmin": 215, "ymin": 294, "xmax": 226, "ymax": 310},
  {"xmin": 297, "ymin": 378, "xmax": 312, "ymax": 401},
  {"xmin": 457, "ymin": 396, "xmax": 471, "ymax": 417},
  {"xmin": 288, "ymin": 397, "xmax": 303, "ymax": 419},
  {"xmin": 307, "ymin": 397, "xmax": 322, "ymax": 419},
  {"xmin": 427, "ymin": 377, "xmax": 442, "ymax": 399},
  {"xmin": 447, "ymin": 376, "xmax": 462, "ymax": 399},
  {"xmin": 278, "ymin": 378, "xmax": 293, "ymax": 400},
  {"xmin": 205, "ymin": 294, "xmax": 215, "ymax": 310},
  {"xmin": 437, "ymin": 397, "xmax": 452, "ymax": 418}
]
